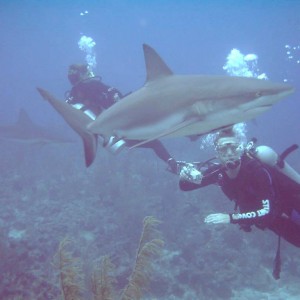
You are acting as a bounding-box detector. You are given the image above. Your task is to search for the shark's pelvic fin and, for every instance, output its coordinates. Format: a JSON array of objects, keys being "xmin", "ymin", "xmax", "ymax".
[{"xmin": 143, "ymin": 44, "xmax": 173, "ymax": 82}]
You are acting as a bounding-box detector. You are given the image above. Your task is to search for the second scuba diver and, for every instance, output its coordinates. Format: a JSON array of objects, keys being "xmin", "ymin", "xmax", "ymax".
[{"xmin": 179, "ymin": 126, "xmax": 300, "ymax": 279}]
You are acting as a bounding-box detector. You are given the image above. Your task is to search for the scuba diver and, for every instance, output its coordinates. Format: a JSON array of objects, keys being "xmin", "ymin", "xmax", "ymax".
[
  {"xmin": 178, "ymin": 126, "xmax": 300, "ymax": 279},
  {"xmin": 65, "ymin": 63, "xmax": 178, "ymax": 173}
]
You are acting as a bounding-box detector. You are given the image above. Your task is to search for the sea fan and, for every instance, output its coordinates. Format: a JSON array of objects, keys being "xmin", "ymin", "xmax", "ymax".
[
  {"xmin": 91, "ymin": 255, "xmax": 116, "ymax": 300},
  {"xmin": 120, "ymin": 216, "xmax": 164, "ymax": 300},
  {"xmin": 53, "ymin": 237, "xmax": 85, "ymax": 300}
]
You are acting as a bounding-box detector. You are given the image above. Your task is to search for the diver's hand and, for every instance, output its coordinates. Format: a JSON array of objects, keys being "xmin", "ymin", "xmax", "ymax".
[
  {"xmin": 179, "ymin": 164, "xmax": 203, "ymax": 184},
  {"xmin": 204, "ymin": 213, "xmax": 230, "ymax": 224}
]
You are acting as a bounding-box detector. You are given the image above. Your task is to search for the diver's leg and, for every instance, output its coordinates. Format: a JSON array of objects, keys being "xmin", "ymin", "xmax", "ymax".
[
  {"xmin": 269, "ymin": 217, "xmax": 300, "ymax": 248},
  {"xmin": 125, "ymin": 139, "xmax": 177, "ymax": 173}
]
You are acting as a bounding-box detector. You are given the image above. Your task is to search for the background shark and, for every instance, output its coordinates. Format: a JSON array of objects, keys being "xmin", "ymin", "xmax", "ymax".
[
  {"xmin": 0, "ymin": 109, "xmax": 74, "ymax": 145},
  {"xmin": 37, "ymin": 44, "xmax": 294, "ymax": 166}
]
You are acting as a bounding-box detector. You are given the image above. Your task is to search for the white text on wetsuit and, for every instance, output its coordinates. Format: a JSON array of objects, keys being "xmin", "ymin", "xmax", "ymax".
[{"xmin": 232, "ymin": 199, "xmax": 270, "ymax": 220}]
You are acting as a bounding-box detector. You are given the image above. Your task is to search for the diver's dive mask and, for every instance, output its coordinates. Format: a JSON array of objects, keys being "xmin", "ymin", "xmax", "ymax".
[
  {"xmin": 68, "ymin": 64, "xmax": 93, "ymax": 86},
  {"xmin": 215, "ymin": 137, "xmax": 244, "ymax": 170},
  {"xmin": 68, "ymin": 69, "xmax": 81, "ymax": 85}
]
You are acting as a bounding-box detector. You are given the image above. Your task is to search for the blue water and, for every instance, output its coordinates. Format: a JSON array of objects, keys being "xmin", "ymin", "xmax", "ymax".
[{"xmin": 1, "ymin": 1, "xmax": 300, "ymax": 299}]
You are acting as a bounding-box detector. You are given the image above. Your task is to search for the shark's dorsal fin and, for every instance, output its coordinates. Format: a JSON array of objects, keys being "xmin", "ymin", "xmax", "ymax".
[
  {"xmin": 17, "ymin": 109, "xmax": 35, "ymax": 128},
  {"xmin": 143, "ymin": 44, "xmax": 173, "ymax": 82}
]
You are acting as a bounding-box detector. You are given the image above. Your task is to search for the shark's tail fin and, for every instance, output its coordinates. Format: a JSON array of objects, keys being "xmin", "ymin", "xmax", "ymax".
[
  {"xmin": 36, "ymin": 87, "xmax": 98, "ymax": 167},
  {"xmin": 82, "ymin": 133, "xmax": 98, "ymax": 167}
]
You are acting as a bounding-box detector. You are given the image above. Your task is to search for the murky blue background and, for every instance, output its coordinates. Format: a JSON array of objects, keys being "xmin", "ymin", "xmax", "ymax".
[{"xmin": 1, "ymin": 1, "xmax": 299, "ymax": 299}]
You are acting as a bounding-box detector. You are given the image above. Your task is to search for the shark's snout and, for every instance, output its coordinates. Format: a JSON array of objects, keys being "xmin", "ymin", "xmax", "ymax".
[{"xmin": 267, "ymin": 81, "xmax": 294, "ymax": 95}]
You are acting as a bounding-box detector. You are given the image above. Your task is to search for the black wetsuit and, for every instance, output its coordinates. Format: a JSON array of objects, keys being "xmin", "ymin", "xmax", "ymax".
[
  {"xmin": 180, "ymin": 154, "xmax": 300, "ymax": 247},
  {"xmin": 67, "ymin": 77, "xmax": 174, "ymax": 167},
  {"xmin": 67, "ymin": 77, "xmax": 122, "ymax": 115}
]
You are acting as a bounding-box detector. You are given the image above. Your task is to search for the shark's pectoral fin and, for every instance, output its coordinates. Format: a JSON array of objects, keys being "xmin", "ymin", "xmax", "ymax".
[{"xmin": 129, "ymin": 117, "xmax": 199, "ymax": 149}]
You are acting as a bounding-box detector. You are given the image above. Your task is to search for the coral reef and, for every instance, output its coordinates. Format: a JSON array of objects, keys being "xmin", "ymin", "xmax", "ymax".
[
  {"xmin": 1, "ymin": 146, "xmax": 300, "ymax": 299},
  {"xmin": 55, "ymin": 216, "xmax": 164, "ymax": 300}
]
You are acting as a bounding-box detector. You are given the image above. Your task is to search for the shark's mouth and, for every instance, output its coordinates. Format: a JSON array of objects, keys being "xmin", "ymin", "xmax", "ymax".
[
  {"xmin": 259, "ymin": 104, "xmax": 273, "ymax": 108},
  {"xmin": 244, "ymin": 103, "xmax": 272, "ymax": 114}
]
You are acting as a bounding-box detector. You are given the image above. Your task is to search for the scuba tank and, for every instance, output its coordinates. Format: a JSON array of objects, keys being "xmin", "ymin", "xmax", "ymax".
[
  {"xmin": 254, "ymin": 145, "xmax": 300, "ymax": 185},
  {"xmin": 71, "ymin": 103, "xmax": 97, "ymax": 121},
  {"xmin": 71, "ymin": 102, "xmax": 126, "ymax": 155},
  {"xmin": 103, "ymin": 136, "xmax": 127, "ymax": 155},
  {"xmin": 247, "ymin": 142, "xmax": 300, "ymax": 280}
]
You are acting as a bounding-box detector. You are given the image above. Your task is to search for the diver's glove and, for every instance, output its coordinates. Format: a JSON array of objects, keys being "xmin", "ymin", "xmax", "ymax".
[
  {"xmin": 167, "ymin": 158, "xmax": 178, "ymax": 174},
  {"xmin": 179, "ymin": 163, "xmax": 203, "ymax": 184}
]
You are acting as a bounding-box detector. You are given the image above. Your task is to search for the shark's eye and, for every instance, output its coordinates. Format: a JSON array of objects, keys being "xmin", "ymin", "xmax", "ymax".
[{"xmin": 255, "ymin": 91, "xmax": 263, "ymax": 97}]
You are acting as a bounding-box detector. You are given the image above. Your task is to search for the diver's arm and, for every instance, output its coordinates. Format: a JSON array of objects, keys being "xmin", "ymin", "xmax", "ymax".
[
  {"xmin": 65, "ymin": 87, "xmax": 77, "ymax": 103},
  {"xmin": 179, "ymin": 179, "xmax": 202, "ymax": 191},
  {"xmin": 230, "ymin": 167, "xmax": 276, "ymax": 225},
  {"xmin": 205, "ymin": 167, "xmax": 276, "ymax": 225},
  {"xmin": 204, "ymin": 198, "xmax": 272, "ymax": 225},
  {"xmin": 91, "ymin": 79, "xmax": 123, "ymax": 104},
  {"xmin": 106, "ymin": 86, "xmax": 123, "ymax": 102},
  {"xmin": 229, "ymin": 198, "xmax": 272, "ymax": 224}
]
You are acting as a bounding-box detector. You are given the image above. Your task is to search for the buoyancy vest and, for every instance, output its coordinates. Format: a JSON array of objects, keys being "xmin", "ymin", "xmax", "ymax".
[{"xmin": 247, "ymin": 143, "xmax": 300, "ymax": 197}]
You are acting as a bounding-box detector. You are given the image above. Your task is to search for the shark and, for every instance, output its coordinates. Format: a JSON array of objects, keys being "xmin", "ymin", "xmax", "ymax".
[
  {"xmin": 37, "ymin": 44, "xmax": 294, "ymax": 167},
  {"xmin": 0, "ymin": 109, "xmax": 74, "ymax": 146}
]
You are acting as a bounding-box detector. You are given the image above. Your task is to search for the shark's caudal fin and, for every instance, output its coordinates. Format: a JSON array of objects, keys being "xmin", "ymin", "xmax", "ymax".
[
  {"xmin": 36, "ymin": 87, "xmax": 98, "ymax": 167},
  {"xmin": 143, "ymin": 44, "xmax": 173, "ymax": 82}
]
